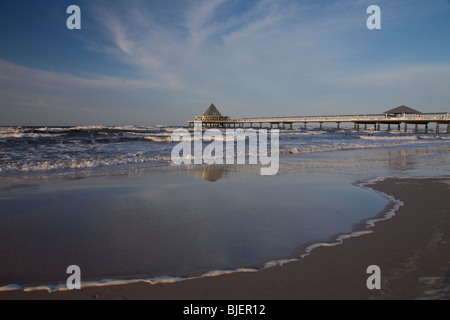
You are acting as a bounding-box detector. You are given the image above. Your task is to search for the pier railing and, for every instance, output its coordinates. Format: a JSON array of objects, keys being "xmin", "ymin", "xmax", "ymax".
[
  {"xmin": 239, "ymin": 112, "xmax": 450, "ymax": 123},
  {"xmin": 188, "ymin": 112, "xmax": 449, "ymax": 133}
]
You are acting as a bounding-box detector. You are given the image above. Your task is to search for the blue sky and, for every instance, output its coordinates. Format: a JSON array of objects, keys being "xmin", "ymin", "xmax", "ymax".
[{"xmin": 0, "ymin": 0, "xmax": 449, "ymax": 126}]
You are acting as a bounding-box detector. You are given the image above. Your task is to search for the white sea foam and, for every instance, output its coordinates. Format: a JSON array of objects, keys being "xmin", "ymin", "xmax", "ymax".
[
  {"xmin": 0, "ymin": 154, "xmax": 172, "ymax": 173},
  {"xmin": 1, "ymin": 125, "xmax": 449, "ymax": 175},
  {"xmin": 277, "ymin": 176, "xmax": 404, "ymax": 264},
  {"xmin": 0, "ymin": 269, "xmax": 258, "ymax": 293}
]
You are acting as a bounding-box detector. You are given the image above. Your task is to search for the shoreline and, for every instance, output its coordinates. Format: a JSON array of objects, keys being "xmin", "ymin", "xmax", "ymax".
[{"xmin": 1, "ymin": 176, "xmax": 449, "ymax": 299}]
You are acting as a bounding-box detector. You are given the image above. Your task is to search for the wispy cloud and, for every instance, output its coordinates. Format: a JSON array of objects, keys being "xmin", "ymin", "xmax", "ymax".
[
  {"xmin": 184, "ymin": 0, "xmax": 226, "ymax": 50},
  {"xmin": 90, "ymin": 0, "xmax": 340, "ymax": 100},
  {"xmin": 2, "ymin": 0, "xmax": 450, "ymax": 125}
]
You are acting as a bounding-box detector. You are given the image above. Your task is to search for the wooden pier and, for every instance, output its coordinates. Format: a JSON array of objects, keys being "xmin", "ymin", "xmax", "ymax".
[{"xmin": 188, "ymin": 105, "xmax": 450, "ymax": 133}]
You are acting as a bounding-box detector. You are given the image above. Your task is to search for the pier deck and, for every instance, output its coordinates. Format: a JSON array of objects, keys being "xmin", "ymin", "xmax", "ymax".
[{"xmin": 188, "ymin": 112, "xmax": 450, "ymax": 133}]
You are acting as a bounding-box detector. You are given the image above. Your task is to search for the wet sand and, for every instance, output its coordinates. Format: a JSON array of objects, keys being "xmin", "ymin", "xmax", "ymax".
[{"xmin": 1, "ymin": 177, "xmax": 449, "ymax": 300}]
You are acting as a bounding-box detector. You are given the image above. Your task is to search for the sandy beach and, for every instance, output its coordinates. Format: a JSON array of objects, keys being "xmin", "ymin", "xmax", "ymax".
[
  {"xmin": 1, "ymin": 176, "xmax": 449, "ymax": 300},
  {"xmin": 2, "ymin": 0, "xmax": 450, "ymax": 307}
]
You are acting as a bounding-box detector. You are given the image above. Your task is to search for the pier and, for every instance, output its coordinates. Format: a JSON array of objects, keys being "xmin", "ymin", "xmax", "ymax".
[{"xmin": 188, "ymin": 105, "xmax": 450, "ymax": 133}]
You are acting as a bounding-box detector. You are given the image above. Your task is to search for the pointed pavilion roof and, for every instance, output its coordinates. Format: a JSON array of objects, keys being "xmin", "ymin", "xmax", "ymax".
[
  {"xmin": 203, "ymin": 103, "xmax": 223, "ymax": 117},
  {"xmin": 384, "ymin": 105, "xmax": 422, "ymax": 114}
]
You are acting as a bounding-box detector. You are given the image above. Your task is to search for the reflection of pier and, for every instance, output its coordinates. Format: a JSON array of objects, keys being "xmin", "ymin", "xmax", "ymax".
[
  {"xmin": 194, "ymin": 166, "xmax": 227, "ymax": 182},
  {"xmin": 188, "ymin": 105, "xmax": 450, "ymax": 133}
]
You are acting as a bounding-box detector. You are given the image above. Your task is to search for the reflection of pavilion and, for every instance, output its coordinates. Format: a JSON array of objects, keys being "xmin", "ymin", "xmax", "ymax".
[{"xmin": 195, "ymin": 166, "xmax": 227, "ymax": 182}]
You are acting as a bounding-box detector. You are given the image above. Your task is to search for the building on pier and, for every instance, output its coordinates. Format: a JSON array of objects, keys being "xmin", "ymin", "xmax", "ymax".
[
  {"xmin": 195, "ymin": 103, "xmax": 229, "ymax": 122},
  {"xmin": 384, "ymin": 105, "xmax": 422, "ymax": 118}
]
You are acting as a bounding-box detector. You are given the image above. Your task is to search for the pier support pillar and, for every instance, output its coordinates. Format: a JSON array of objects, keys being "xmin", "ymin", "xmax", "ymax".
[
  {"xmin": 387, "ymin": 124, "xmax": 391, "ymax": 131},
  {"xmin": 425, "ymin": 123, "xmax": 428, "ymax": 134},
  {"xmin": 364, "ymin": 124, "xmax": 367, "ymax": 130},
  {"xmin": 377, "ymin": 123, "xmax": 380, "ymax": 131},
  {"xmin": 336, "ymin": 122, "xmax": 340, "ymax": 130},
  {"xmin": 356, "ymin": 123, "xmax": 360, "ymax": 132},
  {"xmin": 398, "ymin": 123, "xmax": 401, "ymax": 131},
  {"xmin": 319, "ymin": 122, "xmax": 323, "ymax": 131},
  {"xmin": 304, "ymin": 122, "xmax": 307, "ymax": 129},
  {"xmin": 415, "ymin": 124, "xmax": 418, "ymax": 134},
  {"xmin": 404, "ymin": 123, "xmax": 408, "ymax": 133},
  {"xmin": 447, "ymin": 123, "xmax": 449, "ymax": 134},
  {"xmin": 436, "ymin": 123, "xmax": 440, "ymax": 134},
  {"xmin": 270, "ymin": 123, "xmax": 273, "ymax": 129},
  {"xmin": 290, "ymin": 123, "xmax": 293, "ymax": 130}
]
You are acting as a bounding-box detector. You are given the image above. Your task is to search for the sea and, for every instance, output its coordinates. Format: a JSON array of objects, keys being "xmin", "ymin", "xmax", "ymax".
[
  {"xmin": 0, "ymin": 124, "xmax": 449, "ymax": 291},
  {"xmin": 0, "ymin": 124, "xmax": 449, "ymax": 176}
]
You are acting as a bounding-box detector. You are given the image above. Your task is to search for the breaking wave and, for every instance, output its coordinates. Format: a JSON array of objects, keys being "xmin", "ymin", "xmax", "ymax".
[{"xmin": 1, "ymin": 126, "xmax": 449, "ymax": 175}]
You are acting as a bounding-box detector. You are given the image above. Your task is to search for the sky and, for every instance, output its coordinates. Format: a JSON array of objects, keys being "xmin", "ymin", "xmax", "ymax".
[{"xmin": 0, "ymin": 0, "xmax": 449, "ymax": 126}]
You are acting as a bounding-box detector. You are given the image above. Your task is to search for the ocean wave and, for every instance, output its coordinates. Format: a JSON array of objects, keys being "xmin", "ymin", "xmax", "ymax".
[
  {"xmin": 0, "ymin": 154, "xmax": 171, "ymax": 173},
  {"xmin": 359, "ymin": 135, "xmax": 418, "ymax": 140},
  {"xmin": 1, "ymin": 126, "xmax": 449, "ymax": 175},
  {"xmin": 0, "ymin": 126, "xmax": 165, "ymax": 139},
  {"xmin": 279, "ymin": 134, "xmax": 450, "ymax": 154}
]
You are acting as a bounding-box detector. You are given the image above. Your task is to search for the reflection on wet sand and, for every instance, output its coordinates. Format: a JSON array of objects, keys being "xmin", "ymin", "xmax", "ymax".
[
  {"xmin": 385, "ymin": 149, "xmax": 418, "ymax": 172},
  {"xmin": 194, "ymin": 165, "xmax": 228, "ymax": 182},
  {"xmin": 280, "ymin": 145, "xmax": 450, "ymax": 179}
]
